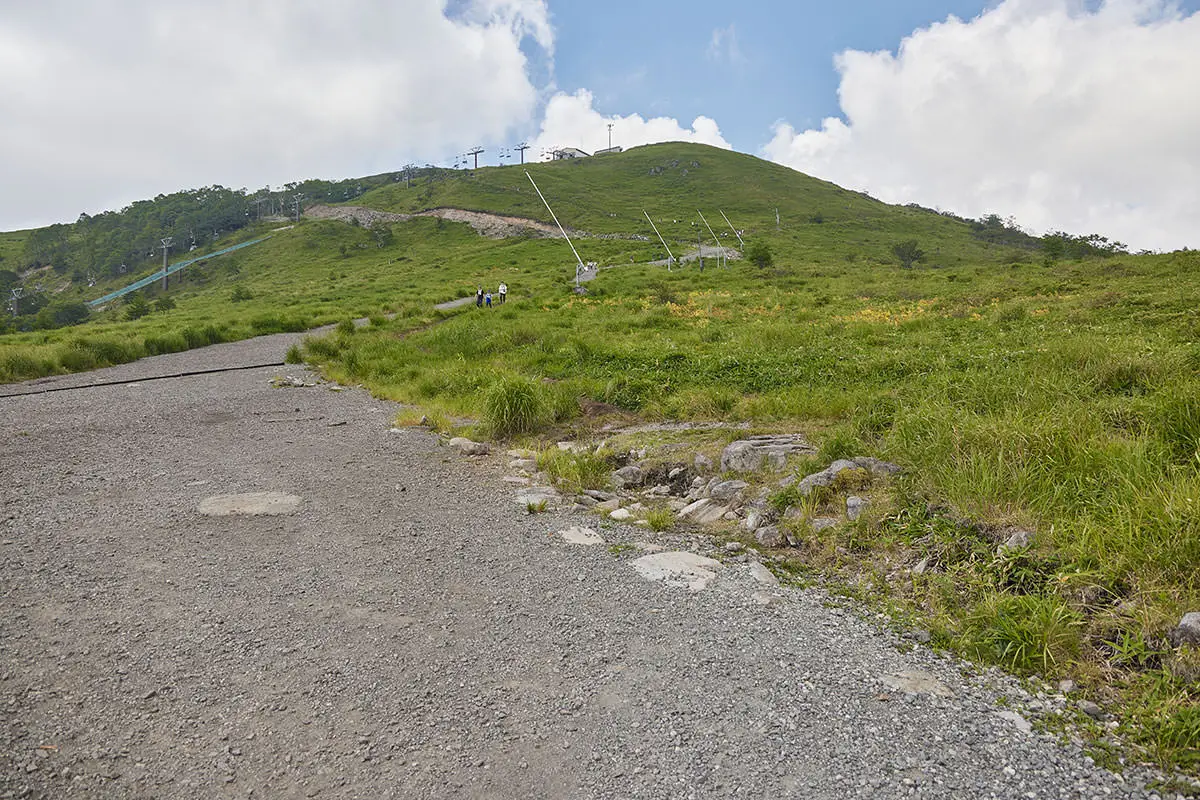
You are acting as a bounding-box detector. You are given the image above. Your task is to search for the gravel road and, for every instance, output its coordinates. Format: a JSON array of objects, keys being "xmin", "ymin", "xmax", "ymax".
[{"xmin": 0, "ymin": 335, "xmax": 1175, "ymax": 799}]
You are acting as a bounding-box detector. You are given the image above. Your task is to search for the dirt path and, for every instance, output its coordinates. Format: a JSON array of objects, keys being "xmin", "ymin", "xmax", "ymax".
[{"xmin": 0, "ymin": 337, "xmax": 1162, "ymax": 799}]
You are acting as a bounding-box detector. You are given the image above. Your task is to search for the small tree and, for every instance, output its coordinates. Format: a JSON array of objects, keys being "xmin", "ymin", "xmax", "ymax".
[
  {"xmin": 745, "ymin": 241, "xmax": 773, "ymax": 269},
  {"xmin": 892, "ymin": 239, "xmax": 925, "ymax": 269}
]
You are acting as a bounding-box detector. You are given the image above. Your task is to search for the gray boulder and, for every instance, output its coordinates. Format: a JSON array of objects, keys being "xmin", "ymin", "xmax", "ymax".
[
  {"xmin": 852, "ymin": 456, "xmax": 902, "ymax": 476},
  {"xmin": 1168, "ymin": 611, "xmax": 1200, "ymax": 647},
  {"xmin": 797, "ymin": 459, "xmax": 859, "ymax": 496},
  {"xmin": 710, "ymin": 480, "xmax": 749, "ymax": 503},
  {"xmin": 754, "ymin": 525, "xmax": 785, "ymax": 548},
  {"xmin": 846, "ymin": 495, "xmax": 870, "ymax": 521},
  {"xmin": 612, "ymin": 465, "xmax": 645, "ymax": 489}
]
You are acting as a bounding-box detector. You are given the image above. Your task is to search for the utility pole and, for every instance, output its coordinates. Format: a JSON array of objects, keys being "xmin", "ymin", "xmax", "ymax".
[
  {"xmin": 698, "ymin": 211, "xmax": 725, "ymax": 268},
  {"xmin": 607, "ymin": 122, "xmax": 613, "ymax": 151},
  {"xmin": 467, "ymin": 147, "xmax": 484, "ymax": 169},
  {"xmin": 160, "ymin": 237, "xmax": 173, "ymax": 290},
  {"xmin": 515, "ymin": 142, "xmax": 530, "ymax": 164},
  {"xmin": 293, "ymin": 193, "xmax": 303, "ymax": 222},
  {"xmin": 403, "ymin": 164, "xmax": 416, "ymax": 189}
]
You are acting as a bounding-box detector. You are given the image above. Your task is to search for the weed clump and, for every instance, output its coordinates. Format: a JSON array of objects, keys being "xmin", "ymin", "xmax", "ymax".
[{"xmin": 483, "ymin": 374, "xmax": 546, "ymax": 438}]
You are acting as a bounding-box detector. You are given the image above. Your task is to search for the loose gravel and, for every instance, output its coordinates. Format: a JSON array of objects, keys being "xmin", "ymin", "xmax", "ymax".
[{"xmin": 0, "ymin": 336, "xmax": 1180, "ymax": 799}]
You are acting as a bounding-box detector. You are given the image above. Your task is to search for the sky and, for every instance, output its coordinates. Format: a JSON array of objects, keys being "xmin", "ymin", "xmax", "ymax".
[{"xmin": 1, "ymin": 0, "xmax": 1198, "ymax": 250}]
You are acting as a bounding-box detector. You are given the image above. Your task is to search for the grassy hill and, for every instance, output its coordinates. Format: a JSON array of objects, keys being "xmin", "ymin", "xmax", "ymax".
[{"xmin": 1, "ymin": 142, "xmax": 1196, "ymax": 780}]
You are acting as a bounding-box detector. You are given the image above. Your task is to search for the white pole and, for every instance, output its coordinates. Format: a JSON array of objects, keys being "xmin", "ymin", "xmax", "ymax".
[
  {"xmin": 697, "ymin": 210, "xmax": 724, "ymax": 268},
  {"xmin": 719, "ymin": 210, "xmax": 744, "ymax": 248},
  {"xmin": 526, "ymin": 171, "xmax": 586, "ymax": 284},
  {"xmin": 643, "ymin": 210, "xmax": 675, "ymax": 271}
]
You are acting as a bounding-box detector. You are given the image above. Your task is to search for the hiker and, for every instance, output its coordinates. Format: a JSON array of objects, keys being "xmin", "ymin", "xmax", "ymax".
[
  {"xmin": 475, "ymin": 286, "xmax": 483, "ymax": 308},
  {"xmin": 484, "ymin": 291, "xmax": 493, "ymax": 308},
  {"xmin": 498, "ymin": 282, "xmax": 507, "ymax": 304}
]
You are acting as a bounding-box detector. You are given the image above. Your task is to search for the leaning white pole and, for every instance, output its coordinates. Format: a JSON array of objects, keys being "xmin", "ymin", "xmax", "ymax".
[
  {"xmin": 643, "ymin": 210, "xmax": 675, "ymax": 271},
  {"xmin": 719, "ymin": 210, "xmax": 744, "ymax": 248},
  {"xmin": 526, "ymin": 171, "xmax": 585, "ymax": 285},
  {"xmin": 697, "ymin": 210, "xmax": 725, "ymax": 268}
]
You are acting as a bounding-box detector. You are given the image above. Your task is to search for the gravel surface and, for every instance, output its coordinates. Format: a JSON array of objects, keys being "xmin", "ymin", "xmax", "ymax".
[{"xmin": 0, "ymin": 336, "xmax": 1176, "ymax": 799}]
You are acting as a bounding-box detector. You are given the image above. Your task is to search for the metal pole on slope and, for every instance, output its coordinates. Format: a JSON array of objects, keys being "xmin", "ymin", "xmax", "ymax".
[
  {"xmin": 719, "ymin": 210, "xmax": 744, "ymax": 249},
  {"xmin": 160, "ymin": 237, "xmax": 173, "ymax": 290},
  {"xmin": 643, "ymin": 210, "xmax": 674, "ymax": 271},
  {"xmin": 697, "ymin": 211, "xmax": 724, "ymax": 268},
  {"xmin": 526, "ymin": 171, "xmax": 586, "ymax": 286}
]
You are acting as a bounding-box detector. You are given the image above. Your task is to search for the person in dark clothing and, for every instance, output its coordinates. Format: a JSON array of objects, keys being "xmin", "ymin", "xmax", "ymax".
[{"xmin": 475, "ymin": 286, "xmax": 483, "ymax": 308}]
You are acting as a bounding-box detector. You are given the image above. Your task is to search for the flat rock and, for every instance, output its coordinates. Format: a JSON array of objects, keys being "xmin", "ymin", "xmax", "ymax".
[
  {"xmin": 609, "ymin": 508, "xmax": 635, "ymax": 522},
  {"xmin": 748, "ymin": 562, "xmax": 779, "ymax": 587},
  {"xmin": 631, "ymin": 551, "xmax": 723, "ymax": 591},
  {"xmin": 721, "ymin": 435, "xmax": 814, "ymax": 473},
  {"xmin": 880, "ymin": 670, "xmax": 954, "ymax": 698},
  {"xmin": 449, "ymin": 437, "xmax": 489, "ymax": 456},
  {"xmin": 594, "ymin": 498, "xmax": 622, "ymax": 512},
  {"xmin": 516, "ymin": 488, "xmax": 559, "ymax": 507},
  {"xmin": 995, "ymin": 711, "xmax": 1032, "ymax": 735},
  {"xmin": 560, "ymin": 526, "xmax": 605, "ymax": 546},
  {"xmin": 197, "ymin": 492, "xmax": 302, "ymax": 517},
  {"xmin": 751, "ymin": 591, "xmax": 783, "ymax": 607},
  {"xmin": 677, "ymin": 498, "xmax": 728, "ymax": 525}
]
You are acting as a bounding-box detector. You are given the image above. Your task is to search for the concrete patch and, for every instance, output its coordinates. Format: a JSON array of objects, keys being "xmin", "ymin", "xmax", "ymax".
[
  {"xmin": 560, "ymin": 527, "xmax": 605, "ymax": 546},
  {"xmin": 197, "ymin": 492, "xmax": 302, "ymax": 517},
  {"xmin": 631, "ymin": 551, "xmax": 722, "ymax": 592},
  {"xmin": 880, "ymin": 670, "xmax": 954, "ymax": 698}
]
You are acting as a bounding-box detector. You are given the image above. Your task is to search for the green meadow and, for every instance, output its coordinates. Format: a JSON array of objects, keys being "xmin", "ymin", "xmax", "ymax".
[{"xmin": 2, "ymin": 143, "xmax": 1196, "ymax": 778}]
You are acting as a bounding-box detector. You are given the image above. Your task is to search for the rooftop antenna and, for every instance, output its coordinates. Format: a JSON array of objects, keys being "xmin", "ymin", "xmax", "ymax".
[
  {"xmin": 467, "ymin": 146, "xmax": 484, "ymax": 169},
  {"xmin": 697, "ymin": 211, "xmax": 725, "ymax": 268},
  {"xmin": 719, "ymin": 210, "xmax": 744, "ymax": 248},
  {"xmin": 160, "ymin": 237, "xmax": 173, "ymax": 290},
  {"xmin": 515, "ymin": 142, "xmax": 531, "ymax": 164},
  {"xmin": 644, "ymin": 210, "xmax": 675, "ymax": 271},
  {"xmin": 525, "ymin": 171, "xmax": 585, "ymax": 286}
]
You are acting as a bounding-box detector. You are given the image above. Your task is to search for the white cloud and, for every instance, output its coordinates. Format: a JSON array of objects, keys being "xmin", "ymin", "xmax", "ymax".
[
  {"xmin": 0, "ymin": 0, "xmax": 552, "ymax": 230},
  {"xmin": 530, "ymin": 89, "xmax": 732, "ymax": 158},
  {"xmin": 763, "ymin": 0, "xmax": 1200, "ymax": 251},
  {"xmin": 706, "ymin": 24, "xmax": 745, "ymax": 65}
]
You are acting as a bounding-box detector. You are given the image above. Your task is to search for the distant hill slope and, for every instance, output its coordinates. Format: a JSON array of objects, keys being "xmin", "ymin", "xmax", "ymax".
[{"xmin": 353, "ymin": 142, "xmax": 1033, "ymax": 268}]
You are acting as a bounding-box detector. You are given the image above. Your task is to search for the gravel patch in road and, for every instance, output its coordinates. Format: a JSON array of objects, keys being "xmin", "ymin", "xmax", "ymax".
[{"xmin": 0, "ymin": 336, "xmax": 1177, "ymax": 799}]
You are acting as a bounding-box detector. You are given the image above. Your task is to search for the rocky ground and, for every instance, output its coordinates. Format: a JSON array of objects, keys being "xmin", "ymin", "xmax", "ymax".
[{"xmin": 0, "ymin": 334, "xmax": 1188, "ymax": 799}]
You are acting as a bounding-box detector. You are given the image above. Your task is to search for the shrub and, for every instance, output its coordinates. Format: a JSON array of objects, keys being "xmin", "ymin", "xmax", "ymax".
[
  {"xmin": 483, "ymin": 375, "xmax": 546, "ymax": 438},
  {"xmin": 892, "ymin": 240, "xmax": 925, "ymax": 269},
  {"xmin": 143, "ymin": 333, "xmax": 188, "ymax": 356},
  {"xmin": 230, "ymin": 285, "xmax": 254, "ymax": 303},
  {"xmin": 285, "ymin": 345, "xmax": 304, "ymax": 364},
  {"xmin": 745, "ymin": 241, "xmax": 773, "ymax": 269}
]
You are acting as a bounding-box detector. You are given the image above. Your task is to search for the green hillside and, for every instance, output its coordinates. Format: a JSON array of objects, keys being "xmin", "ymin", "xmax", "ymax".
[{"xmin": 1, "ymin": 143, "xmax": 1196, "ymax": 780}]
